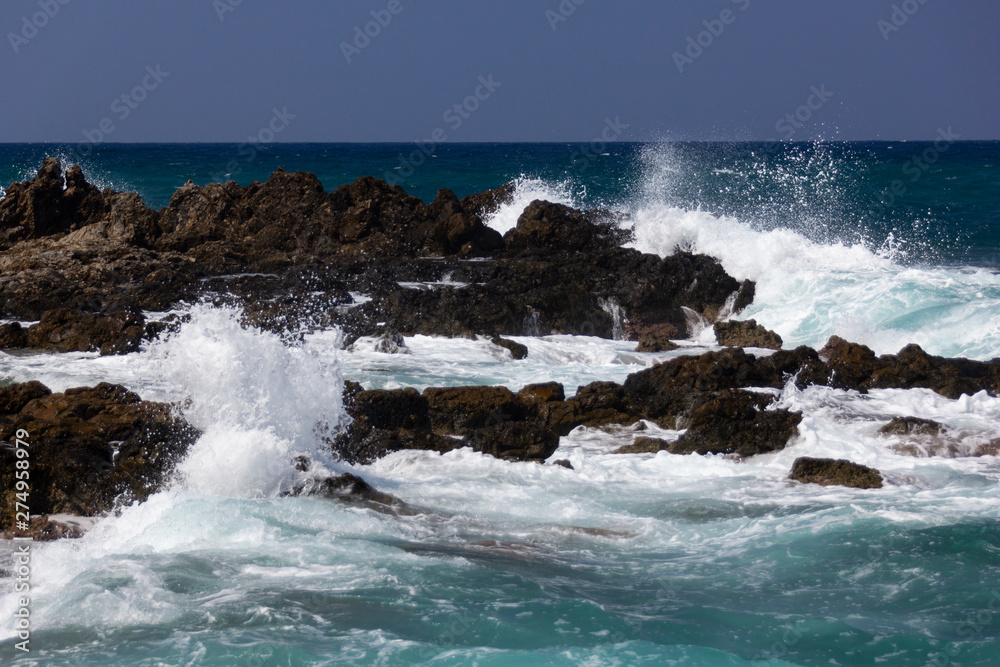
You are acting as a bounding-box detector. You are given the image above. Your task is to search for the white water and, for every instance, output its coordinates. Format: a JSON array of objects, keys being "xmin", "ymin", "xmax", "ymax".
[{"xmin": 483, "ymin": 164, "xmax": 1000, "ymax": 360}]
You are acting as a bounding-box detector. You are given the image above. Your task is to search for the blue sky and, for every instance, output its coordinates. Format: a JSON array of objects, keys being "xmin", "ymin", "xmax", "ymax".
[{"xmin": 2, "ymin": 0, "xmax": 998, "ymax": 142}]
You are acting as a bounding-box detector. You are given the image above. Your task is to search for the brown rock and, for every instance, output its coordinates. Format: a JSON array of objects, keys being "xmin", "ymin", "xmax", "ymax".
[
  {"xmin": 613, "ymin": 436, "xmax": 671, "ymax": 454},
  {"xmin": 788, "ymin": 457, "xmax": 883, "ymax": 489},
  {"xmin": 492, "ymin": 336, "xmax": 528, "ymax": 360},
  {"xmin": 667, "ymin": 390, "xmax": 801, "ymax": 457},
  {"xmin": 714, "ymin": 319, "xmax": 782, "ymax": 350}
]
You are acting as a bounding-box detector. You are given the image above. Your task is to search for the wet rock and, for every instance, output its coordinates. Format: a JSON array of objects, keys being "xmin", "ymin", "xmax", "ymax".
[
  {"xmin": 424, "ymin": 385, "xmax": 527, "ymax": 434},
  {"xmin": 635, "ymin": 334, "xmax": 679, "ymax": 353},
  {"xmin": 878, "ymin": 416, "xmax": 944, "ymax": 437},
  {"xmin": 492, "ymin": 336, "xmax": 528, "ymax": 359},
  {"xmin": 0, "ymin": 382, "xmax": 199, "ymax": 532},
  {"xmin": 714, "ymin": 319, "xmax": 782, "ymax": 350},
  {"xmin": 552, "ymin": 459, "xmax": 574, "ymax": 469},
  {"xmin": 0, "ymin": 322, "xmax": 28, "ymax": 349},
  {"xmin": 667, "ymin": 391, "xmax": 802, "ymax": 457},
  {"xmin": 788, "ymin": 457, "xmax": 884, "ymax": 489},
  {"xmin": 613, "ymin": 436, "xmax": 671, "ymax": 454},
  {"xmin": 467, "ymin": 422, "xmax": 560, "ymax": 463},
  {"xmin": 372, "ymin": 328, "xmax": 409, "ymax": 354},
  {"xmin": 287, "ymin": 472, "xmax": 417, "ymax": 515},
  {"xmin": 17, "ymin": 308, "xmax": 147, "ymax": 355}
]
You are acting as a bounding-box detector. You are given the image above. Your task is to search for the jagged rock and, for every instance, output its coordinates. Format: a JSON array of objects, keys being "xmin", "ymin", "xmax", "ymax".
[
  {"xmin": 878, "ymin": 416, "xmax": 944, "ymax": 437},
  {"xmin": 789, "ymin": 457, "xmax": 883, "ymax": 489},
  {"xmin": 0, "ymin": 382, "xmax": 199, "ymax": 533},
  {"xmin": 613, "ymin": 436, "xmax": 671, "ymax": 454},
  {"xmin": 714, "ymin": 319, "xmax": 782, "ymax": 350},
  {"xmin": 492, "ymin": 336, "xmax": 528, "ymax": 359},
  {"xmin": 666, "ymin": 391, "xmax": 801, "ymax": 457},
  {"xmin": 459, "ymin": 181, "xmax": 515, "ymax": 220},
  {"xmin": 0, "ymin": 161, "xmax": 752, "ymax": 345}
]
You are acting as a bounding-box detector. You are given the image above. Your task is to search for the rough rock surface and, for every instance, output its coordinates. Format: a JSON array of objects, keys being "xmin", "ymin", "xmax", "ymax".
[
  {"xmin": 0, "ymin": 381, "xmax": 199, "ymax": 532},
  {"xmin": 788, "ymin": 457, "xmax": 884, "ymax": 489},
  {"xmin": 714, "ymin": 319, "xmax": 783, "ymax": 350},
  {"xmin": 666, "ymin": 391, "xmax": 801, "ymax": 457},
  {"xmin": 0, "ymin": 160, "xmax": 751, "ymax": 346}
]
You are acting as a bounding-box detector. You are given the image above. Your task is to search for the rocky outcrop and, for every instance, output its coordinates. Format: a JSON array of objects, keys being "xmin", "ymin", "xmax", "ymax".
[
  {"xmin": 0, "ymin": 381, "xmax": 199, "ymax": 533},
  {"xmin": 0, "ymin": 160, "xmax": 752, "ymax": 344},
  {"xmin": 788, "ymin": 457, "xmax": 884, "ymax": 489},
  {"xmin": 0, "ymin": 308, "xmax": 147, "ymax": 354},
  {"xmin": 714, "ymin": 319, "xmax": 782, "ymax": 350},
  {"xmin": 666, "ymin": 391, "xmax": 801, "ymax": 457}
]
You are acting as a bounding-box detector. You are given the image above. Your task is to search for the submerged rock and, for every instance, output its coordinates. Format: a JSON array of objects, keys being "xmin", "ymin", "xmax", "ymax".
[
  {"xmin": 788, "ymin": 457, "xmax": 884, "ymax": 489},
  {"xmin": 286, "ymin": 473, "xmax": 417, "ymax": 516},
  {"xmin": 613, "ymin": 436, "xmax": 671, "ymax": 454},
  {"xmin": 878, "ymin": 416, "xmax": 944, "ymax": 437}
]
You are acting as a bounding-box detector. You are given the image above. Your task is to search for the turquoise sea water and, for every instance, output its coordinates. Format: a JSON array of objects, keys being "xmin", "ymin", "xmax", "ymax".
[{"xmin": 1, "ymin": 143, "xmax": 999, "ymax": 666}]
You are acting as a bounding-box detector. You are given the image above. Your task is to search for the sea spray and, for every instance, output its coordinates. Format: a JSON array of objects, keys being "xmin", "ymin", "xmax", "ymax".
[{"xmin": 146, "ymin": 304, "xmax": 348, "ymax": 497}]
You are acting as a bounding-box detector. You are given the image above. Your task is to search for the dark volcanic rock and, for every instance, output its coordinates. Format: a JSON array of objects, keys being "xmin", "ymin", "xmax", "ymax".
[
  {"xmin": 0, "ymin": 382, "xmax": 199, "ymax": 532},
  {"xmin": 14, "ymin": 308, "xmax": 147, "ymax": 355},
  {"xmin": 287, "ymin": 472, "xmax": 417, "ymax": 515},
  {"xmin": 424, "ymin": 385, "xmax": 527, "ymax": 434},
  {"xmin": 667, "ymin": 390, "xmax": 802, "ymax": 457},
  {"xmin": 636, "ymin": 334, "xmax": 679, "ymax": 353},
  {"xmin": 467, "ymin": 422, "xmax": 560, "ymax": 463},
  {"xmin": 492, "ymin": 336, "xmax": 528, "ymax": 359},
  {"xmin": 0, "ymin": 322, "xmax": 28, "ymax": 349},
  {"xmin": 714, "ymin": 319, "xmax": 782, "ymax": 350},
  {"xmin": 789, "ymin": 457, "xmax": 884, "ymax": 489}
]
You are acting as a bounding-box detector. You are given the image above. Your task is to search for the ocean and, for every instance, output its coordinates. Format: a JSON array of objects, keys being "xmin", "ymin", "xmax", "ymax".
[{"xmin": 1, "ymin": 142, "xmax": 999, "ymax": 665}]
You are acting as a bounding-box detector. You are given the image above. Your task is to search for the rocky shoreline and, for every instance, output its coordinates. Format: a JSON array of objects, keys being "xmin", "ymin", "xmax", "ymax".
[{"xmin": 2, "ymin": 159, "xmax": 998, "ymax": 539}]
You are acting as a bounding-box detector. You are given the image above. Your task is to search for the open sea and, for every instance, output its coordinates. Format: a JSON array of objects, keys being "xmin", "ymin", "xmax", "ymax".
[{"xmin": 1, "ymin": 142, "xmax": 999, "ymax": 665}]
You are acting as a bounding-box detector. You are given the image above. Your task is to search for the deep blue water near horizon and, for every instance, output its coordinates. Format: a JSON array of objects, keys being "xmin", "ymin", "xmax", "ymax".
[{"xmin": 1, "ymin": 143, "xmax": 1000, "ymax": 666}]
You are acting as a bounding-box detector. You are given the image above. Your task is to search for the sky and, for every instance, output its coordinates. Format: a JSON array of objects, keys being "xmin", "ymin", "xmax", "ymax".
[{"xmin": 1, "ymin": 0, "xmax": 998, "ymax": 143}]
